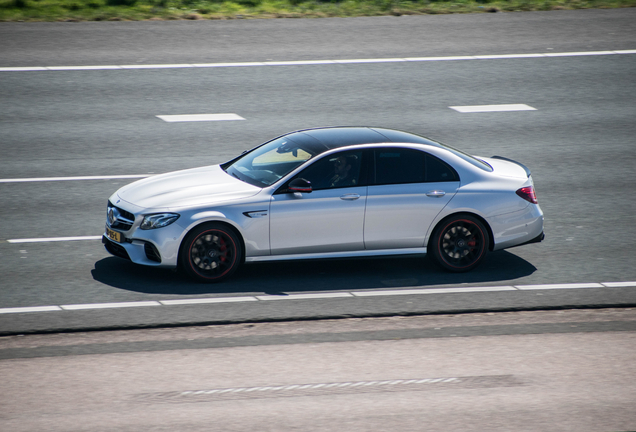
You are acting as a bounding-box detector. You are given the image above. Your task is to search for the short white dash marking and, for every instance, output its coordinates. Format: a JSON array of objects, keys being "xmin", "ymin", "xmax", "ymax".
[
  {"xmin": 156, "ymin": 113, "xmax": 245, "ymax": 122},
  {"xmin": 0, "ymin": 306, "xmax": 62, "ymax": 314},
  {"xmin": 602, "ymin": 281, "xmax": 636, "ymax": 288},
  {"xmin": 515, "ymin": 283, "xmax": 603, "ymax": 290},
  {"xmin": 60, "ymin": 301, "xmax": 161, "ymax": 310},
  {"xmin": 159, "ymin": 297, "xmax": 258, "ymax": 305},
  {"xmin": 256, "ymin": 292, "xmax": 354, "ymax": 301},
  {"xmin": 450, "ymin": 104, "xmax": 537, "ymax": 113},
  {"xmin": 352, "ymin": 286, "xmax": 516, "ymax": 297}
]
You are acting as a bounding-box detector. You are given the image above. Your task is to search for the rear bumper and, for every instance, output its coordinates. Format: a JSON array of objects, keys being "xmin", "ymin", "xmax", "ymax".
[
  {"xmin": 490, "ymin": 204, "xmax": 544, "ymax": 251},
  {"xmin": 511, "ymin": 231, "xmax": 545, "ymax": 248}
]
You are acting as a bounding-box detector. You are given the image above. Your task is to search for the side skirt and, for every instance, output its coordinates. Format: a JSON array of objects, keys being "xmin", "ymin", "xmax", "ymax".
[{"xmin": 245, "ymin": 247, "xmax": 428, "ymax": 263}]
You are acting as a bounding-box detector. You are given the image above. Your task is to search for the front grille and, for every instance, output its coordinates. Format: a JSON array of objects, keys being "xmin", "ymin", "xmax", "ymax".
[
  {"xmin": 144, "ymin": 242, "xmax": 161, "ymax": 263},
  {"xmin": 107, "ymin": 201, "xmax": 135, "ymax": 231},
  {"xmin": 102, "ymin": 236, "xmax": 131, "ymax": 261}
]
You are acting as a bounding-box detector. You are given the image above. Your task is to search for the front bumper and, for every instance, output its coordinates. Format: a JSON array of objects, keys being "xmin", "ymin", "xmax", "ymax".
[{"xmin": 102, "ymin": 221, "xmax": 184, "ymax": 268}]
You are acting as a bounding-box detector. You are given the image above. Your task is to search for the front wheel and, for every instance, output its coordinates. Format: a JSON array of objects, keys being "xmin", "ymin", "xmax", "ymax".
[
  {"xmin": 180, "ymin": 223, "xmax": 243, "ymax": 282},
  {"xmin": 429, "ymin": 215, "xmax": 489, "ymax": 272}
]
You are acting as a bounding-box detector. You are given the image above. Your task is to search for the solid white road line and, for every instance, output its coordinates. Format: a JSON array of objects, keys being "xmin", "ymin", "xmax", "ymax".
[
  {"xmin": 450, "ymin": 104, "xmax": 537, "ymax": 113},
  {"xmin": 0, "ymin": 50, "xmax": 634, "ymax": 72},
  {"xmin": 0, "ymin": 174, "xmax": 152, "ymax": 183},
  {"xmin": 156, "ymin": 113, "xmax": 245, "ymax": 122},
  {"xmin": 7, "ymin": 236, "xmax": 103, "ymax": 244},
  {"xmin": 1, "ymin": 282, "xmax": 634, "ymax": 314}
]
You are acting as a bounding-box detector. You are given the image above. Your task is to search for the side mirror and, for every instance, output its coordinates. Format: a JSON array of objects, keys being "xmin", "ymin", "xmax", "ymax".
[{"xmin": 288, "ymin": 178, "xmax": 312, "ymax": 193}]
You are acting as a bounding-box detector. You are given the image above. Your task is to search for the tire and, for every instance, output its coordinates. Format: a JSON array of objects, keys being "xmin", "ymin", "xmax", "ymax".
[
  {"xmin": 180, "ymin": 223, "xmax": 243, "ymax": 282},
  {"xmin": 429, "ymin": 215, "xmax": 489, "ymax": 272}
]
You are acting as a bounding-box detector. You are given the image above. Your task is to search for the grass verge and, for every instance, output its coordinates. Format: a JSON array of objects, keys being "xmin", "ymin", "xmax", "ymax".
[{"xmin": 0, "ymin": 0, "xmax": 634, "ymax": 22}]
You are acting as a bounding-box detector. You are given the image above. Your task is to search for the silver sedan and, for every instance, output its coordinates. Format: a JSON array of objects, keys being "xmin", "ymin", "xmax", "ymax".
[{"xmin": 104, "ymin": 127, "xmax": 544, "ymax": 282}]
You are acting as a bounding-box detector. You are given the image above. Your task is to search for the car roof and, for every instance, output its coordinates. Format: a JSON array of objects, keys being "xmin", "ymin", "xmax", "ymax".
[{"xmin": 284, "ymin": 127, "xmax": 435, "ymax": 153}]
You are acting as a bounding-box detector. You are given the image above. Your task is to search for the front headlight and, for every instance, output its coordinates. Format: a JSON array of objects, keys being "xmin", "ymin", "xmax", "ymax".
[{"xmin": 140, "ymin": 213, "xmax": 180, "ymax": 230}]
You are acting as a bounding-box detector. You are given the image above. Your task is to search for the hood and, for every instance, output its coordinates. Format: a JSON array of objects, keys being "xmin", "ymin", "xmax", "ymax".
[{"xmin": 116, "ymin": 165, "xmax": 261, "ymax": 210}]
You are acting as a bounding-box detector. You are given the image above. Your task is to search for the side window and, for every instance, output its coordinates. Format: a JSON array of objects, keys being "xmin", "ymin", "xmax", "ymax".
[
  {"xmin": 372, "ymin": 148, "xmax": 459, "ymax": 185},
  {"xmin": 425, "ymin": 154, "xmax": 459, "ymax": 182},
  {"xmin": 294, "ymin": 150, "xmax": 364, "ymax": 191},
  {"xmin": 374, "ymin": 148, "xmax": 425, "ymax": 185}
]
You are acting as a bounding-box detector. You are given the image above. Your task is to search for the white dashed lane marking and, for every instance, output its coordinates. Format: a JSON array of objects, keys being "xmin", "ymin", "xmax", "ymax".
[
  {"xmin": 450, "ymin": 104, "xmax": 537, "ymax": 113},
  {"xmin": 0, "ymin": 282, "xmax": 634, "ymax": 314},
  {"xmin": 156, "ymin": 113, "xmax": 245, "ymax": 122},
  {"xmin": 60, "ymin": 301, "xmax": 162, "ymax": 311}
]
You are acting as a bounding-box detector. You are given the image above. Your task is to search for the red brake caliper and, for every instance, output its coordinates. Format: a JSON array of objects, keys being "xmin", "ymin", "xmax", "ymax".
[{"xmin": 219, "ymin": 237, "xmax": 227, "ymax": 262}]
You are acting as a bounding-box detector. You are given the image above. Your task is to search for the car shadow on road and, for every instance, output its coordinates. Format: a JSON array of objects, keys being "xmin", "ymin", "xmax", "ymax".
[{"xmin": 91, "ymin": 250, "xmax": 536, "ymax": 296}]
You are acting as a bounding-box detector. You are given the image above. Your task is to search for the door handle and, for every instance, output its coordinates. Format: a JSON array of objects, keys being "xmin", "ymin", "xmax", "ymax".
[
  {"xmin": 426, "ymin": 190, "xmax": 446, "ymax": 198},
  {"xmin": 340, "ymin": 193, "xmax": 361, "ymax": 201}
]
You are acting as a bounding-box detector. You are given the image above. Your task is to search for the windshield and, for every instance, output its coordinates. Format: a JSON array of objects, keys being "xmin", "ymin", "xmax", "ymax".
[{"xmin": 222, "ymin": 136, "xmax": 317, "ymax": 188}]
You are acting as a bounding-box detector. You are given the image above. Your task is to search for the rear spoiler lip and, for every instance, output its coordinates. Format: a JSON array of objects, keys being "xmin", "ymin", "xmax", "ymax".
[{"xmin": 491, "ymin": 155, "xmax": 532, "ymax": 178}]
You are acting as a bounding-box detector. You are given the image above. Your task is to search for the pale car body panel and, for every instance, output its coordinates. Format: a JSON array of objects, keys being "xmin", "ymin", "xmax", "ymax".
[{"xmin": 103, "ymin": 127, "xmax": 544, "ymax": 280}]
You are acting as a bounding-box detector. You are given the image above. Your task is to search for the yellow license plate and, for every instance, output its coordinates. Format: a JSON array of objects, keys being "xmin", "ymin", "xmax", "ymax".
[{"xmin": 106, "ymin": 227, "xmax": 123, "ymax": 243}]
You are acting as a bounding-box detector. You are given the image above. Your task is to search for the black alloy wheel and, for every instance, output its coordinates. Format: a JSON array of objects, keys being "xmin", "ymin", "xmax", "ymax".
[
  {"xmin": 429, "ymin": 215, "xmax": 489, "ymax": 272},
  {"xmin": 180, "ymin": 223, "xmax": 243, "ymax": 282}
]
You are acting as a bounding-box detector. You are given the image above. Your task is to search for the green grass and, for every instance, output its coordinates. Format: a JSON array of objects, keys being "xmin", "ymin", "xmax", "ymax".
[{"xmin": 0, "ymin": 0, "xmax": 634, "ymax": 21}]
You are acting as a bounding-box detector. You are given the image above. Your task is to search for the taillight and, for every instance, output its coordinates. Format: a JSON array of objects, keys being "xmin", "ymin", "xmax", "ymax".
[{"xmin": 516, "ymin": 186, "xmax": 538, "ymax": 204}]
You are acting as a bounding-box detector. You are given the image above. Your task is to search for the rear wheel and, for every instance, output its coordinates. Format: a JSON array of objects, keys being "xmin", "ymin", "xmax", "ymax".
[
  {"xmin": 180, "ymin": 223, "xmax": 242, "ymax": 282},
  {"xmin": 429, "ymin": 215, "xmax": 489, "ymax": 272}
]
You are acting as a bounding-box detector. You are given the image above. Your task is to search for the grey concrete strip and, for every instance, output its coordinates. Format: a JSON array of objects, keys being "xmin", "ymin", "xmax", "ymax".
[{"xmin": 1, "ymin": 320, "xmax": 635, "ymax": 360}]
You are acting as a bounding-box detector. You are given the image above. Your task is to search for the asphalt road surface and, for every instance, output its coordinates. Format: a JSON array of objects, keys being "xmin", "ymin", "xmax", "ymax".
[
  {"xmin": 1, "ymin": 309, "xmax": 636, "ymax": 431},
  {"xmin": 1, "ymin": 9, "xmax": 636, "ymax": 334}
]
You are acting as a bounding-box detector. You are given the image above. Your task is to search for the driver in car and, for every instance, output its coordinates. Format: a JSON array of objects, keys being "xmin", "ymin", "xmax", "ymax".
[{"xmin": 329, "ymin": 155, "xmax": 356, "ymax": 188}]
